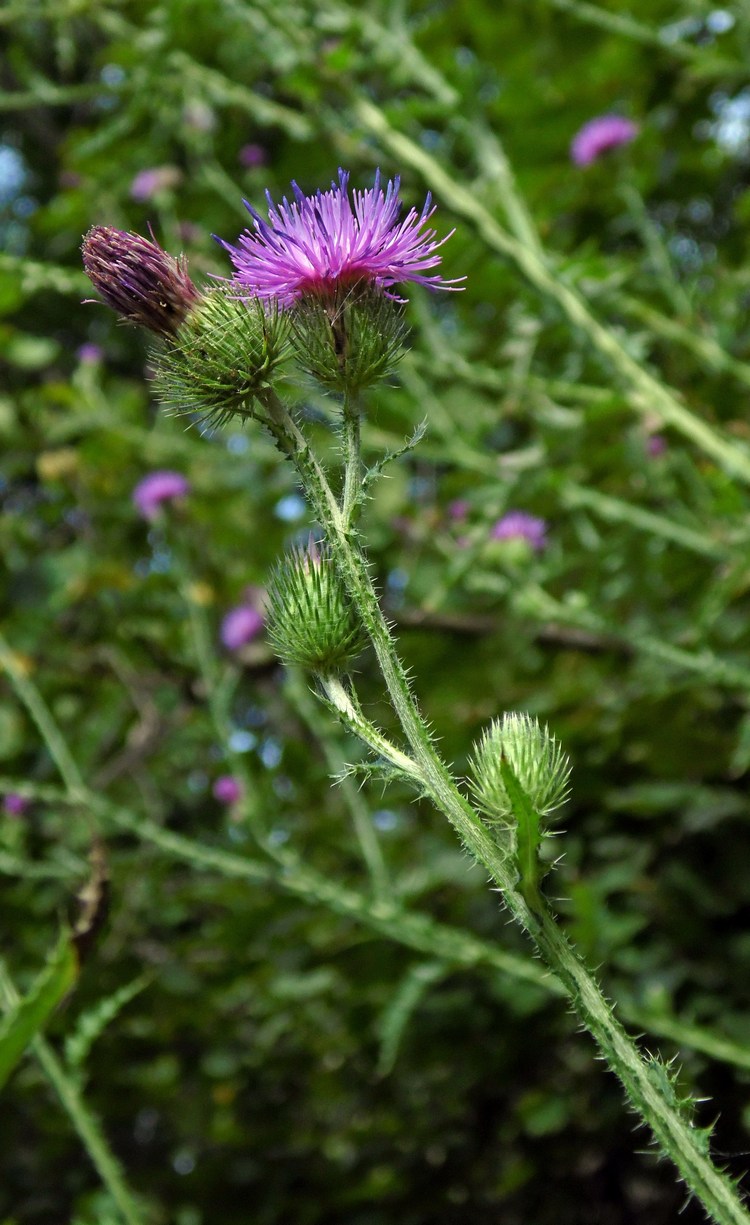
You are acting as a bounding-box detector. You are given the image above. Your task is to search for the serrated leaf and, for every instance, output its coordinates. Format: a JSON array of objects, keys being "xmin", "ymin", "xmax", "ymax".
[
  {"xmin": 0, "ymin": 934, "xmax": 77, "ymax": 1093},
  {"xmin": 65, "ymin": 976, "xmax": 149, "ymax": 1079}
]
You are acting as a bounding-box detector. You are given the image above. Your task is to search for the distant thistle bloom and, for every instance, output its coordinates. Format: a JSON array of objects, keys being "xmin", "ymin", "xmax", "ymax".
[
  {"xmin": 570, "ymin": 115, "xmax": 639, "ymax": 166},
  {"xmin": 448, "ymin": 498, "xmax": 471, "ymax": 522},
  {"xmin": 221, "ymin": 603, "xmax": 265, "ymax": 651},
  {"xmin": 218, "ymin": 168, "xmax": 461, "ymax": 307},
  {"xmin": 3, "ymin": 793, "xmax": 29, "ymax": 818},
  {"xmin": 132, "ymin": 470, "xmax": 190, "ymax": 520},
  {"xmin": 491, "ymin": 511, "xmax": 547, "ymax": 552},
  {"xmin": 82, "ymin": 226, "xmax": 200, "ymax": 337},
  {"xmin": 213, "ymin": 775, "xmax": 243, "ymax": 806},
  {"xmin": 76, "ymin": 342, "xmax": 103, "ymax": 364},
  {"xmin": 646, "ymin": 433, "xmax": 667, "ymax": 458},
  {"xmin": 238, "ymin": 143, "xmax": 267, "ymax": 169},
  {"xmin": 129, "ymin": 165, "xmax": 182, "ymax": 202}
]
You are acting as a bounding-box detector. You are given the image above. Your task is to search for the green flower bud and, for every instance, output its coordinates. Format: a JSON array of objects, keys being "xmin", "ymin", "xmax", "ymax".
[
  {"xmin": 289, "ymin": 285, "xmax": 407, "ymax": 395},
  {"xmin": 266, "ymin": 540, "xmax": 365, "ymax": 673},
  {"xmin": 150, "ymin": 287, "xmax": 289, "ymax": 426},
  {"xmin": 468, "ymin": 713, "xmax": 571, "ymax": 826}
]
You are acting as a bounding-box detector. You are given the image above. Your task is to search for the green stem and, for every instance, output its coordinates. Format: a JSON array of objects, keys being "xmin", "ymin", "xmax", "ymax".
[
  {"xmin": 5, "ymin": 776, "xmax": 750, "ymax": 1076},
  {"xmin": 319, "ymin": 674, "xmax": 421, "ymax": 783},
  {"xmin": 340, "ymin": 389, "xmax": 363, "ymax": 526},
  {"xmin": 259, "ymin": 390, "xmax": 750, "ymax": 1225},
  {"xmin": 286, "ymin": 669, "xmax": 392, "ymax": 899}
]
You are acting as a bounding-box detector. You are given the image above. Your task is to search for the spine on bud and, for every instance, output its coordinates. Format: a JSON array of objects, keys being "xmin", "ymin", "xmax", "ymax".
[
  {"xmin": 150, "ymin": 288, "xmax": 288, "ymax": 425},
  {"xmin": 266, "ymin": 539, "xmax": 365, "ymax": 673},
  {"xmin": 290, "ymin": 285, "xmax": 407, "ymax": 394},
  {"xmin": 468, "ymin": 713, "xmax": 571, "ymax": 828}
]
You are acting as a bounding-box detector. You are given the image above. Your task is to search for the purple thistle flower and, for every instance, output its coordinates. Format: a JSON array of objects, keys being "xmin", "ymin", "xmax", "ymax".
[
  {"xmin": 132, "ymin": 470, "xmax": 190, "ymax": 520},
  {"xmin": 221, "ymin": 603, "xmax": 265, "ymax": 651},
  {"xmin": 213, "ymin": 775, "xmax": 243, "ymax": 806},
  {"xmin": 238, "ymin": 143, "xmax": 268, "ymax": 169},
  {"xmin": 570, "ymin": 115, "xmax": 639, "ymax": 167},
  {"xmin": 82, "ymin": 226, "xmax": 200, "ymax": 337},
  {"xmin": 646, "ymin": 433, "xmax": 667, "ymax": 458},
  {"xmin": 491, "ymin": 511, "xmax": 548, "ymax": 552},
  {"xmin": 129, "ymin": 165, "xmax": 182, "ymax": 202},
  {"xmin": 76, "ymin": 342, "xmax": 104, "ymax": 364},
  {"xmin": 448, "ymin": 498, "xmax": 471, "ymax": 522},
  {"xmin": 3, "ymin": 793, "xmax": 29, "ymax": 817},
  {"xmin": 217, "ymin": 168, "xmax": 462, "ymax": 307}
]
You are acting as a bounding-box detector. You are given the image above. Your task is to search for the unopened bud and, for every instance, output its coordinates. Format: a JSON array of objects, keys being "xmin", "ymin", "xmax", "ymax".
[
  {"xmin": 82, "ymin": 226, "xmax": 200, "ymax": 337},
  {"xmin": 151, "ymin": 288, "xmax": 289, "ymax": 424},
  {"xmin": 468, "ymin": 713, "xmax": 571, "ymax": 826},
  {"xmin": 290, "ymin": 285, "xmax": 407, "ymax": 394},
  {"xmin": 266, "ymin": 540, "xmax": 365, "ymax": 673}
]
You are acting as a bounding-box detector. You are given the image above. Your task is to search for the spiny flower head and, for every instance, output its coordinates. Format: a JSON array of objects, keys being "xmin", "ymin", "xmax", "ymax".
[
  {"xmin": 82, "ymin": 225, "xmax": 200, "ymax": 337},
  {"xmin": 217, "ymin": 168, "xmax": 461, "ymax": 307}
]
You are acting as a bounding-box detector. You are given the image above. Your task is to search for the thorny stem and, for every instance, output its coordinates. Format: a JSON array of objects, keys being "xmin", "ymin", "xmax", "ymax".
[{"xmin": 258, "ymin": 388, "xmax": 750, "ymax": 1225}]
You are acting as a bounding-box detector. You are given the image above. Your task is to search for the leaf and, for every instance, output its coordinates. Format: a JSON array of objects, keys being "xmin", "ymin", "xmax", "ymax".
[
  {"xmin": 0, "ymin": 934, "xmax": 78, "ymax": 1093},
  {"xmin": 376, "ymin": 960, "xmax": 445, "ymax": 1076},
  {"xmin": 500, "ymin": 758, "xmax": 543, "ymax": 911},
  {"xmin": 64, "ymin": 976, "xmax": 150, "ymax": 1081},
  {"xmin": 362, "ymin": 419, "xmax": 427, "ymax": 494}
]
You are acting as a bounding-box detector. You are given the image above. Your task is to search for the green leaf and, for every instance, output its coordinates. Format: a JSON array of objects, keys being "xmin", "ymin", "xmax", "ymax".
[
  {"xmin": 0, "ymin": 934, "xmax": 78, "ymax": 1093},
  {"xmin": 376, "ymin": 960, "xmax": 445, "ymax": 1076},
  {"xmin": 500, "ymin": 759, "xmax": 542, "ymax": 910}
]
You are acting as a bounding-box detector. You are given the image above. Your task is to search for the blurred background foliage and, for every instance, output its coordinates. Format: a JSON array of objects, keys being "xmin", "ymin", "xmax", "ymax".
[{"xmin": 2, "ymin": 1, "xmax": 750, "ymax": 1222}]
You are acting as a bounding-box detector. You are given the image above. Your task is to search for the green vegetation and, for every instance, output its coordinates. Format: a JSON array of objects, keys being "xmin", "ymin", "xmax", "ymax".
[{"xmin": 3, "ymin": 2, "xmax": 750, "ymax": 1222}]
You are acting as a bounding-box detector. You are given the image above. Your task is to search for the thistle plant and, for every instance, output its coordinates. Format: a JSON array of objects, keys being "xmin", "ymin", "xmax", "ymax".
[{"xmin": 81, "ymin": 171, "xmax": 750, "ymax": 1225}]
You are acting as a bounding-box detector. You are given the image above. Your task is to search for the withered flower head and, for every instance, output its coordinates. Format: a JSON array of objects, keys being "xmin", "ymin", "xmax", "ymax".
[{"xmin": 82, "ymin": 225, "xmax": 200, "ymax": 337}]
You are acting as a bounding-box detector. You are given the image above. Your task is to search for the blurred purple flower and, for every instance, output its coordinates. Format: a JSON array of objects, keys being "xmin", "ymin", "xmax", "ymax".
[
  {"xmin": 646, "ymin": 433, "xmax": 667, "ymax": 458},
  {"xmin": 491, "ymin": 511, "xmax": 547, "ymax": 552},
  {"xmin": 77, "ymin": 342, "xmax": 103, "ymax": 364},
  {"xmin": 221, "ymin": 604, "xmax": 264, "ymax": 651},
  {"xmin": 3, "ymin": 793, "xmax": 29, "ymax": 817},
  {"xmin": 238, "ymin": 143, "xmax": 267, "ymax": 168},
  {"xmin": 132, "ymin": 471, "xmax": 190, "ymax": 520},
  {"xmin": 129, "ymin": 165, "xmax": 182, "ymax": 202},
  {"xmin": 213, "ymin": 775, "xmax": 243, "ymax": 805},
  {"xmin": 570, "ymin": 115, "xmax": 639, "ymax": 167},
  {"xmin": 218, "ymin": 167, "xmax": 462, "ymax": 307},
  {"xmin": 448, "ymin": 498, "xmax": 470, "ymax": 522}
]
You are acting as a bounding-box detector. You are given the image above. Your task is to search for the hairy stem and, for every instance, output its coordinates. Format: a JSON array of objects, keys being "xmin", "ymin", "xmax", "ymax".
[{"xmin": 259, "ymin": 391, "xmax": 750, "ymax": 1224}]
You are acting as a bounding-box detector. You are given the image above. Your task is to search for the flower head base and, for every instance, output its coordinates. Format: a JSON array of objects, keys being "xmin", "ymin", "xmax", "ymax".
[
  {"xmin": 468, "ymin": 713, "xmax": 572, "ymax": 829},
  {"xmin": 491, "ymin": 511, "xmax": 547, "ymax": 552},
  {"xmin": 82, "ymin": 226, "xmax": 200, "ymax": 337},
  {"xmin": 151, "ymin": 287, "xmax": 289, "ymax": 426},
  {"xmin": 218, "ymin": 168, "xmax": 461, "ymax": 308},
  {"xmin": 132, "ymin": 470, "xmax": 190, "ymax": 520},
  {"xmin": 570, "ymin": 115, "xmax": 639, "ymax": 167},
  {"xmin": 266, "ymin": 539, "xmax": 365, "ymax": 673},
  {"xmin": 291, "ymin": 283, "xmax": 408, "ymax": 394}
]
